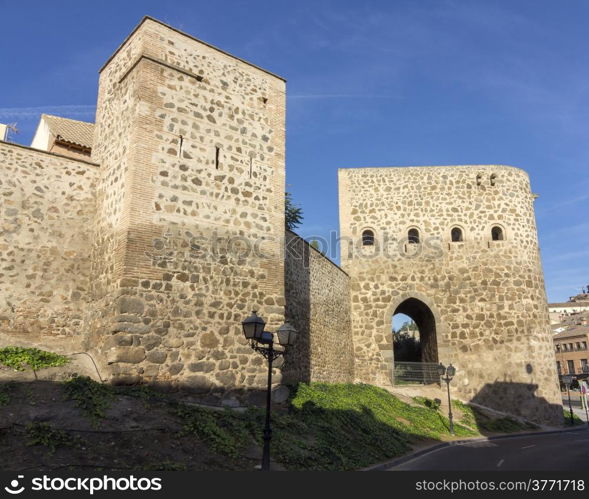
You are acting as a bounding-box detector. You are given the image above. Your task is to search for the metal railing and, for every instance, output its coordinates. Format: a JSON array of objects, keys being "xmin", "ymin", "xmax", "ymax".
[{"xmin": 392, "ymin": 361, "xmax": 441, "ymax": 385}]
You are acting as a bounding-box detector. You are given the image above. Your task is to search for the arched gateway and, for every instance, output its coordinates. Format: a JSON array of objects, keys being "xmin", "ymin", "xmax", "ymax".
[{"xmin": 392, "ymin": 297, "xmax": 438, "ymax": 364}]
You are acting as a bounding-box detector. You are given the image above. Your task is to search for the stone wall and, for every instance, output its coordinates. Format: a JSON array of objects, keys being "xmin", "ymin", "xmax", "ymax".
[
  {"xmin": 90, "ymin": 17, "xmax": 287, "ymax": 397},
  {"xmin": 0, "ymin": 142, "xmax": 99, "ymax": 350},
  {"xmin": 284, "ymin": 231, "xmax": 354, "ymax": 383},
  {"xmin": 338, "ymin": 165, "xmax": 562, "ymax": 424}
]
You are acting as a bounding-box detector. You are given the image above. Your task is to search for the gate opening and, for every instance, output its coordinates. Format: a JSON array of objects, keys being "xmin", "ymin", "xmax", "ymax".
[{"xmin": 391, "ymin": 297, "xmax": 439, "ymax": 385}]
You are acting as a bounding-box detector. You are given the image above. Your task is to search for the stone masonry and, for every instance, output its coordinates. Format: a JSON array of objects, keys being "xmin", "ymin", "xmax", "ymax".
[
  {"xmin": 0, "ymin": 142, "xmax": 99, "ymax": 350},
  {"xmin": 338, "ymin": 166, "xmax": 562, "ymax": 424},
  {"xmin": 0, "ymin": 17, "xmax": 561, "ymax": 422}
]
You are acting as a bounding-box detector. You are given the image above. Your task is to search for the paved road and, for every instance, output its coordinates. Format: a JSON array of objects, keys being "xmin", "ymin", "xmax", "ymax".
[{"xmin": 389, "ymin": 428, "xmax": 589, "ymax": 471}]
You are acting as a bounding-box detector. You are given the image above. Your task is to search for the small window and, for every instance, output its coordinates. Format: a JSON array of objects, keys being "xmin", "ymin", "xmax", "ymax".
[
  {"xmin": 362, "ymin": 230, "xmax": 374, "ymax": 246},
  {"xmin": 451, "ymin": 227, "xmax": 463, "ymax": 242},
  {"xmin": 408, "ymin": 228, "xmax": 420, "ymax": 244},
  {"xmin": 567, "ymin": 359, "xmax": 575, "ymax": 374},
  {"xmin": 490, "ymin": 174, "xmax": 497, "ymax": 186},
  {"xmin": 476, "ymin": 173, "xmax": 483, "ymax": 186},
  {"xmin": 491, "ymin": 226, "xmax": 504, "ymax": 241}
]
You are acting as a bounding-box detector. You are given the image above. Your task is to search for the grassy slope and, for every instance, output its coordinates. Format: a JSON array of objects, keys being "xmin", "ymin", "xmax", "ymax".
[
  {"xmin": 1, "ymin": 376, "xmax": 566, "ymax": 471},
  {"xmin": 0, "ymin": 347, "xmax": 578, "ymax": 471}
]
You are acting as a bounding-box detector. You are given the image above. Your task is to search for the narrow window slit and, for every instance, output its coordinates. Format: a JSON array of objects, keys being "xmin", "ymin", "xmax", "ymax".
[
  {"xmin": 215, "ymin": 146, "xmax": 220, "ymax": 169},
  {"xmin": 249, "ymin": 157, "xmax": 253, "ymax": 178},
  {"xmin": 178, "ymin": 135, "xmax": 184, "ymax": 158}
]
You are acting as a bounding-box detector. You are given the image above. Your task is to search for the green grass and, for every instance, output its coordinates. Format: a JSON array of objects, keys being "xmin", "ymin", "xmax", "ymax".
[
  {"xmin": 174, "ymin": 383, "xmax": 481, "ymax": 470},
  {"xmin": 0, "ymin": 376, "xmax": 553, "ymax": 471},
  {"xmin": 563, "ymin": 409, "xmax": 584, "ymax": 426},
  {"xmin": 25, "ymin": 422, "xmax": 81, "ymax": 454},
  {"xmin": 452, "ymin": 399, "xmax": 538, "ymax": 433},
  {"xmin": 0, "ymin": 383, "xmax": 15, "ymax": 406},
  {"xmin": 176, "ymin": 405, "xmax": 253, "ymax": 458},
  {"xmin": 0, "ymin": 347, "xmax": 69, "ymax": 371},
  {"xmin": 63, "ymin": 376, "xmax": 115, "ymax": 426}
]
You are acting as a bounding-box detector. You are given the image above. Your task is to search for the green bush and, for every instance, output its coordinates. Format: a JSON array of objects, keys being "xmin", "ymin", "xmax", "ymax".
[
  {"xmin": 563, "ymin": 409, "xmax": 584, "ymax": 426},
  {"xmin": 25, "ymin": 422, "xmax": 81, "ymax": 454},
  {"xmin": 415, "ymin": 396, "xmax": 442, "ymax": 411},
  {"xmin": 63, "ymin": 376, "xmax": 114, "ymax": 425},
  {"xmin": 0, "ymin": 383, "xmax": 14, "ymax": 406},
  {"xmin": 0, "ymin": 347, "xmax": 69, "ymax": 371},
  {"xmin": 176, "ymin": 405, "xmax": 251, "ymax": 457}
]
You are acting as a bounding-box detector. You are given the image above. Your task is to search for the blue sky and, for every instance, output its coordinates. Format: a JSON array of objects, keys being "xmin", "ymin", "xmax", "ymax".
[{"xmin": 1, "ymin": 0, "xmax": 588, "ymax": 303}]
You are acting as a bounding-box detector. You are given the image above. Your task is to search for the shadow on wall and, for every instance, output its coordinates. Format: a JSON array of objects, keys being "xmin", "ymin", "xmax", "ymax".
[
  {"xmin": 282, "ymin": 231, "xmax": 312, "ymax": 384},
  {"xmin": 468, "ymin": 381, "xmax": 563, "ymax": 427}
]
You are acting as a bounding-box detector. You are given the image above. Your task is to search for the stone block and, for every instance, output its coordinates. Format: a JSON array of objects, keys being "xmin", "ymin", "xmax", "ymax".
[
  {"xmin": 107, "ymin": 347, "xmax": 146, "ymax": 364},
  {"xmin": 146, "ymin": 350, "xmax": 167, "ymax": 364}
]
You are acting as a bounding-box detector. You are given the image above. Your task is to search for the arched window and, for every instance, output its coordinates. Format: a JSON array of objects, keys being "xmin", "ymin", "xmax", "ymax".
[
  {"xmin": 451, "ymin": 227, "xmax": 463, "ymax": 242},
  {"xmin": 408, "ymin": 228, "xmax": 420, "ymax": 244},
  {"xmin": 491, "ymin": 225, "xmax": 504, "ymax": 241},
  {"xmin": 476, "ymin": 173, "xmax": 483, "ymax": 186},
  {"xmin": 362, "ymin": 229, "xmax": 374, "ymax": 246},
  {"xmin": 490, "ymin": 174, "xmax": 497, "ymax": 186}
]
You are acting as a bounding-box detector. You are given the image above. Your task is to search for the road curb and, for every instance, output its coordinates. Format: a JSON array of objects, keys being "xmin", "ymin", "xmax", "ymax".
[{"xmin": 363, "ymin": 425, "xmax": 588, "ymax": 471}]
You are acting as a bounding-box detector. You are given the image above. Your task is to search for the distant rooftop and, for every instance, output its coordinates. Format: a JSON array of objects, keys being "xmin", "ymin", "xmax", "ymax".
[
  {"xmin": 553, "ymin": 326, "xmax": 589, "ymax": 340},
  {"xmin": 548, "ymin": 301, "xmax": 589, "ymax": 309},
  {"xmin": 41, "ymin": 114, "xmax": 94, "ymax": 149}
]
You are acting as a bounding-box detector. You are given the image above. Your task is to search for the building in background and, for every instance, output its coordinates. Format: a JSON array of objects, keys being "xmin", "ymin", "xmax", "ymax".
[
  {"xmin": 30, "ymin": 114, "xmax": 94, "ymax": 160},
  {"xmin": 554, "ymin": 326, "xmax": 589, "ymax": 375}
]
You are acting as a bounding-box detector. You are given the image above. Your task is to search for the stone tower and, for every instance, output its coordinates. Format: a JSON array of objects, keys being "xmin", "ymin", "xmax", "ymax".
[
  {"xmin": 89, "ymin": 17, "xmax": 287, "ymax": 391},
  {"xmin": 338, "ymin": 165, "xmax": 562, "ymax": 424}
]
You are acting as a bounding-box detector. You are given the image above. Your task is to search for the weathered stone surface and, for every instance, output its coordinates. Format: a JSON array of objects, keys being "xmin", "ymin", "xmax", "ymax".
[
  {"xmin": 168, "ymin": 363, "xmax": 184, "ymax": 375},
  {"xmin": 107, "ymin": 347, "xmax": 146, "ymax": 364},
  {"xmin": 141, "ymin": 335, "xmax": 162, "ymax": 351},
  {"xmin": 117, "ymin": 297, "xmax": 145, "ymax": 315},
  {"xmin": 188, "ymin": 361, "xmax": 215, "ymax": 373},
  {"xmin": 284, "ymin": 232, "xmax": 354, "ymax": 384},
  {"xmin": 199, "ymin": 332, "xmax": 219, "ymax": 349},
  {"xmin": 271, "ymin": 385, "xmax": 290, "ymax": 403},
  {"xmin": 146, "ymin": 350, "xmax": 167, "ymax": 364},
  {"xmin": 113, "ymin": 323, "xmax": 151, "ymax": 334}
]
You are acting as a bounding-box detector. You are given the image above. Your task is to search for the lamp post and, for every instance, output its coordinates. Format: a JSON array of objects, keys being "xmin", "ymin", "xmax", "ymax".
[
  {"xmin": 438, "ymin": 363, "xmax": 456, "ymax": 434},
  {"xmin": 582, "ymin": 365, "xmax": 589, "ymax": 425},
  {"xmin": 562, "ymin": 374, "xmax": 574, "ymax": 425},
  {"xmin": 241, "ymin": 311, "xmax": 297, "ymax": 472}
]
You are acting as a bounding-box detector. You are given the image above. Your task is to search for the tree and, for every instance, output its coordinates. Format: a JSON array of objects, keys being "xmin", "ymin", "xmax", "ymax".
[
  {"xmin": 393, "ymin": 332, "xmax": 421, "ymax": 362},
  {"xmin": 285, "ymin": 191, "xmax": 303, "ymax": 230}
]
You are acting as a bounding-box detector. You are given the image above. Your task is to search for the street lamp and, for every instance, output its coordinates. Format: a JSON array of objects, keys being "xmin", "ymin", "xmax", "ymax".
[
  {"xmin": 438, "ymin": 363, "xmax": 456, "ymax": 434},
  {"xmin": 582, "ymin": 364, "xmax": 589, "ymax": 425},
  {"xmin": 562, "ymin": 374, "xmax": 574, "ymax": 425},
  {"xmin": 241, "ymin": 311, "xmax": 297, "ymax": 471}
]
